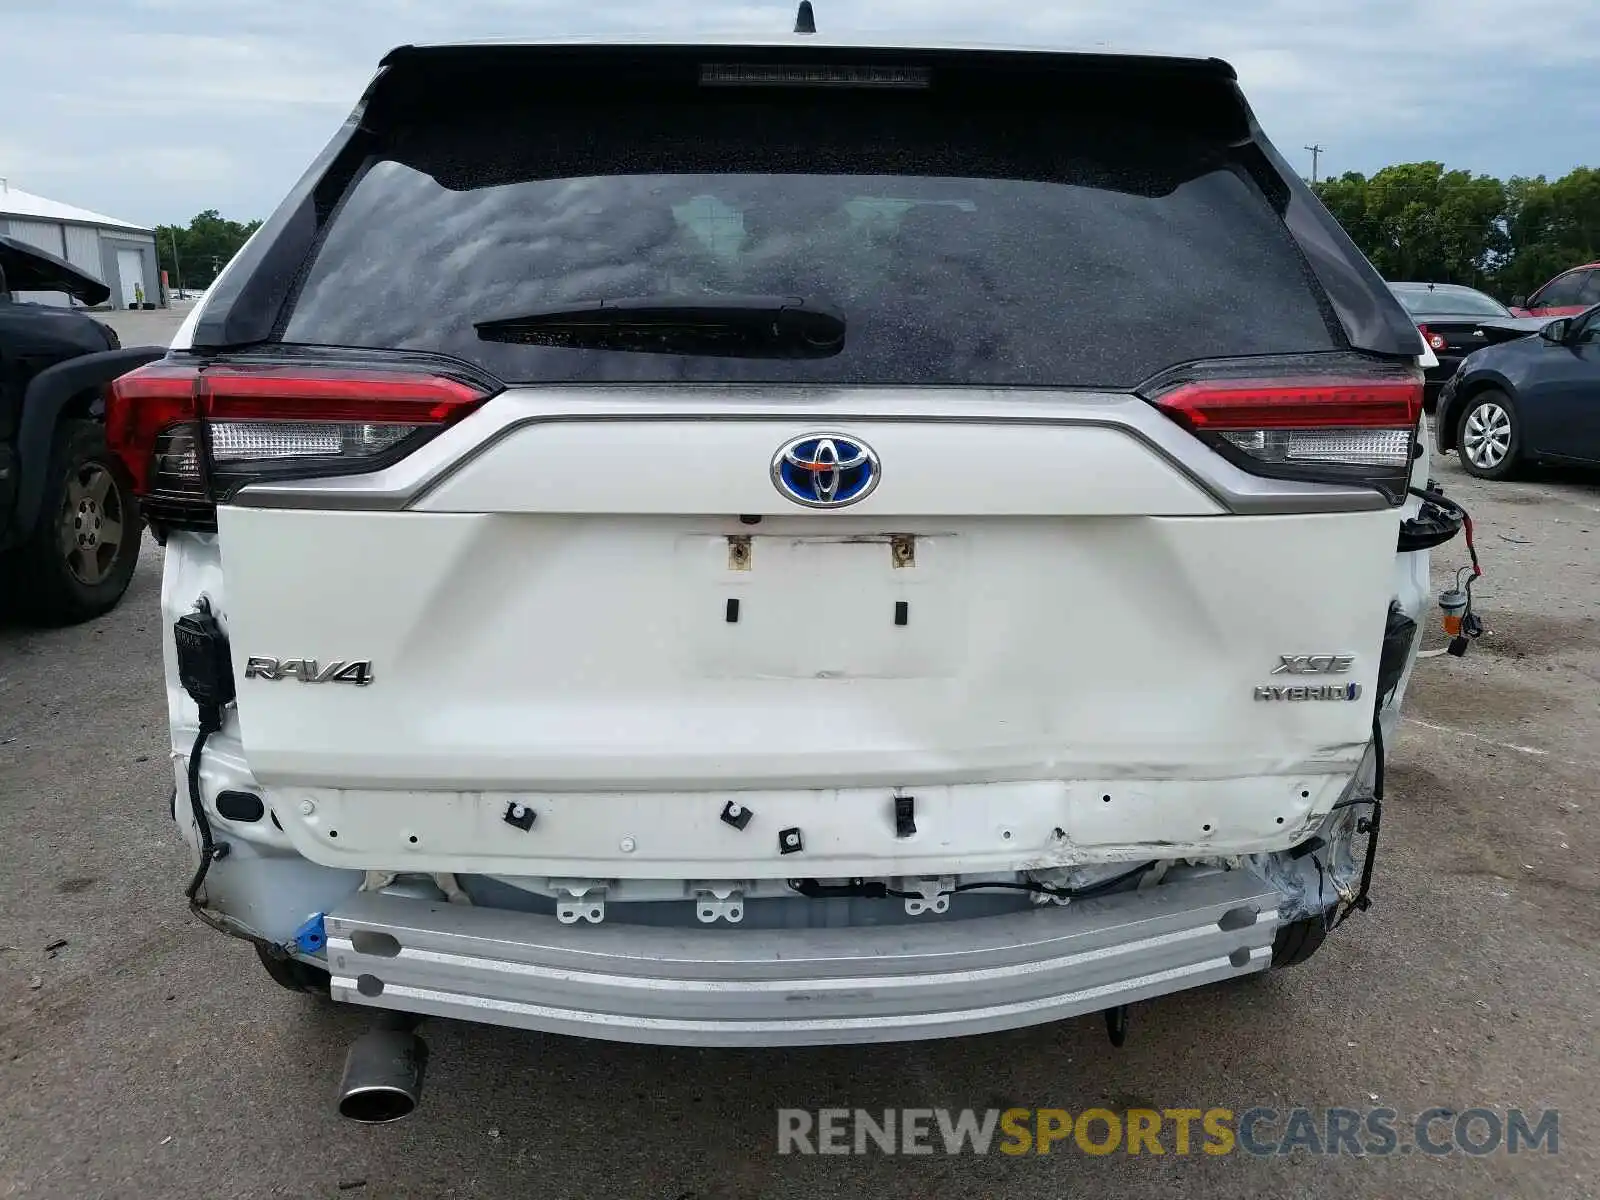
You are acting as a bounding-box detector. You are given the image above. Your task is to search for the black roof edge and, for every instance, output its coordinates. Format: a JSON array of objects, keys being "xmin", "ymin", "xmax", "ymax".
[{"xmin": 374, "ymin": 40, "xmax": 1239, "ymax": 81}]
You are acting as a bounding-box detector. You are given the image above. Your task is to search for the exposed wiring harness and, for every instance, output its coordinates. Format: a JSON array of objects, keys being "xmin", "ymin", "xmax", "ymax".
[
  {"xmin": 1452, "ymin": 563, "xmax": 1480, "ymax": 620},
  {"xmin": 1409, "ymin": 485, "xmax": 1481, "ymax": 578},
  {"xmin": 1323, "ymin": 715, "xmax": 1385, "ymax": 929},
  {"xmin": 1325, "ymin": 485, "xmax": 1478, "ymax": 918},
  {"xmin": 788, "ymin": 859, "xmax": 1159, "ymax": 904},
  {"xmin": 1407, "ymin": 484, "xmax": 1485, "ymax": 660},
  {"xmin": 182, "ymin": 705, "xmax": 228, "ymax": 903},
  {"xmin": 173, "ymin": 598, "xmax": 236, "ymax": 907}
]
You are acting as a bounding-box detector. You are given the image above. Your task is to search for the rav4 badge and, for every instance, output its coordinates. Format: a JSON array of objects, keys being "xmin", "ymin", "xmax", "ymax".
[{"xmin": 244, "ymin": 657, "xmax": 373, "ymax": 686}]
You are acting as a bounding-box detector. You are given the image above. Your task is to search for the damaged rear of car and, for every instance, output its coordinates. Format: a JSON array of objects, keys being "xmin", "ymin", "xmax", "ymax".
[{"xmin": 111, "ymin": 39, "xmax": 1443, "ymax": 1117}]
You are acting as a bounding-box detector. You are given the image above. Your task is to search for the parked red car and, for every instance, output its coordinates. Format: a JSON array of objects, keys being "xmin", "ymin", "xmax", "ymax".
[{"xmin": 1512, "ymin": 262, "xmax": 1600, "ymax": 317}]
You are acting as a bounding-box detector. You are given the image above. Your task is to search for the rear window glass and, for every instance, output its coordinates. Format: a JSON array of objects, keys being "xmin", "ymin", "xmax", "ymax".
[
  {"xmin": 281, "ymin": 101, "xmax": 1339, "ymax": 387},
  {"xmin": 1391, "ymin": 286, "xmax": 1508, "ymax": 318}
]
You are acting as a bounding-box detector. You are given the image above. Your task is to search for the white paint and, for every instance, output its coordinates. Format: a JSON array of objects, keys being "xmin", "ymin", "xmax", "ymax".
[
  {"xmin": 166, "ymin": 390, "xmax": 1422, "ymax": 882},
  {"xmin": 169, "ymin": 290, "xmax": 206, "ymax": 349},
  {"xmin": 213, "ymin": 504, "xmax": 1394, "ymax": 799},
  {"xmin": 168, "ymin": 222, "xmax": 263, "ymax": 350},
  {"xmin": 260, "ymin": 773, "xmax": 1349, "ymax": 879},
  {"xmin": 417, "ymin": 419, "xmax": 1221, "ymax": 516}
]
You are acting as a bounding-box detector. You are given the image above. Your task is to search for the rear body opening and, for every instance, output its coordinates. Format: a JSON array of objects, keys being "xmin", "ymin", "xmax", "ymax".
[{"xmin": 118, "ymin": 39, "xmax": 1430, "ymax": 1052}]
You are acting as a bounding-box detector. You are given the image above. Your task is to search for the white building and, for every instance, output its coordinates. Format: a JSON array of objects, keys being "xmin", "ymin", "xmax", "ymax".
[{"xmin": 0, "ymin": 180, "xmax": 162, "ymax": 309}]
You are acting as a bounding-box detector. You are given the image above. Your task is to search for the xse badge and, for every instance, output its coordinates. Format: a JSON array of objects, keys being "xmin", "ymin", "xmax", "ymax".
[{"xmin": 1270, "ymin": 654, "xmax": 1355, "ymax": 675}]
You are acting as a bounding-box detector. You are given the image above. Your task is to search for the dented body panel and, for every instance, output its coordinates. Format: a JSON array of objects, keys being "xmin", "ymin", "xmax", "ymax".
[{"xmin": 156, "ymin": 413, "xmax": 1428, "ymax": 1044}]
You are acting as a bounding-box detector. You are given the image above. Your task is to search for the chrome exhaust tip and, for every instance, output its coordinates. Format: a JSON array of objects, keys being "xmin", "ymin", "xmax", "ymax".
[{"xmin": 337, "ymin": 1025, "xmax": 428, "ymax": 1123}]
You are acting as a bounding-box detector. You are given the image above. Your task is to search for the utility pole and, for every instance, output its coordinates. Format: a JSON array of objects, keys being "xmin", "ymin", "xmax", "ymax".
[
  {"xmin": 168, "ymin": 227, "xmax": 184, "ymax": 298},
  {"xmin": 1304, "ymin": 144, "xmax": 1324, "ymax": 185}
]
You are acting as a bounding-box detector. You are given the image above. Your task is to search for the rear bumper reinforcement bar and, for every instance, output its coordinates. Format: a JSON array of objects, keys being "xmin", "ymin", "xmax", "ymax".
[{"xmin": 325, "ymin": 869, "xmax": 1284, "ymax": 1047}]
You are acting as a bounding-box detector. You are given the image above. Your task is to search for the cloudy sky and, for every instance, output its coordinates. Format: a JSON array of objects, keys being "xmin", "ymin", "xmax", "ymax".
[{"xmin": 2, "ymin": 0, "xmax": 1597, "ymax": 229}]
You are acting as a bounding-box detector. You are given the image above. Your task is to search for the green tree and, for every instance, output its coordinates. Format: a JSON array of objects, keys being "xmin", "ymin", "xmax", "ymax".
[
  {"xmin": 1313, "ymin": 162, "xmax": 1506, "ymax": 286},
  {"xmin": 155, "ymin": 210, "xmax": 263, "ymax": 292},
  {"xmin": 1312, "ymin": 162, "xmax": 1600, "ymax": 304},
  {"xmin": 1497, "ymin": 169, "xmax": 1600, "ymax": 301}
]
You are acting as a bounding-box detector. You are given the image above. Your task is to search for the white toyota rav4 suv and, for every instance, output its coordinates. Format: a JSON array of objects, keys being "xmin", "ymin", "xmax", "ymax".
[{"xmin": 108, "ymin": 38, "xmax": 1462, "ymax": 1121}]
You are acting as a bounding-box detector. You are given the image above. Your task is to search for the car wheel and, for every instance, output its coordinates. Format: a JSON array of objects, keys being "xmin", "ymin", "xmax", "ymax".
[
  {"xmin": 6, "ymin": 419, "xmax": 142, "ymax": 625},
  {"xmin": 254, "ymin": 943, "xmax": 332, "ymax": 995},
  {"xmin": 1457, "ymin": 390, "xmax": 1520, "ymax": 480}
]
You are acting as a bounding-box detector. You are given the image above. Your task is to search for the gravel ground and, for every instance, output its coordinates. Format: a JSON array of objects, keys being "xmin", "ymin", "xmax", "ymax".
[{"xmin": 2, "ymin": 343, "xmax": 1596, "ymax": 1198}]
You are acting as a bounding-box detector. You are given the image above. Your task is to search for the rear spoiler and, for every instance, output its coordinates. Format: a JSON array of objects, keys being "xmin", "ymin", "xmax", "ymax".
[
  {"xmin": 194, "ymin": 41, "xmax": 1420, "ymax": 358},
  {"xmin": 369, "ymin": 42, "xmax": 1245, "ymax": 131}
]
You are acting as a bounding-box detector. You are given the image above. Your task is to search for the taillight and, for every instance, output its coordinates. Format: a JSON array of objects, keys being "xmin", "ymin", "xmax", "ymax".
[
  {"xmin": 1148, "ymin": 371, "xmax": 1423, "ymax": 504},
  {"xmin": 107, "ymin": 360, "xmax": 492, "ymax": 527},
  {"xmin": 1418, "ymin": 324, "xmax": 1448, "ymax": 353}
]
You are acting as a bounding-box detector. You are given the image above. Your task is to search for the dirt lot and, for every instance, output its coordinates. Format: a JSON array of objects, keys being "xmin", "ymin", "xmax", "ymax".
[{"xmin": 1, "ymin": 357, "xmax": 1596, "ymax": 1197}]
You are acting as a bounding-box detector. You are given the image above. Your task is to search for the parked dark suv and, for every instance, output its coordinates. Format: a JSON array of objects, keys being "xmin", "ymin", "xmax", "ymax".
[{"xmin": 0, "ymin": 235, "xmax": 161, "ymax": 622}]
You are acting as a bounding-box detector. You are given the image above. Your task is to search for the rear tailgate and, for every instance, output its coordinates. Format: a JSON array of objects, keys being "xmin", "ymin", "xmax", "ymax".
[
  {"xmin": 219, "ymin": 396, "xmax": 1394, "ymax": 793},
  {"xmin": 138, "ymin": 43, "xmax": 1421, "ymax": 876}
]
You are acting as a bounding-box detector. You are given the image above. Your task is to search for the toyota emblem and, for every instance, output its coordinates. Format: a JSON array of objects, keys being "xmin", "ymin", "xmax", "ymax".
[{"xmin": 770, "ymin": 433, "xmax": 880, "ymax": 508}]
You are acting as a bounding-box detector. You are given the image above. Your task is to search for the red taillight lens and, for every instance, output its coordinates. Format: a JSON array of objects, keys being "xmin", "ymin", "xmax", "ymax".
[
  {"xmin": 1417, "ymin": 324, "xmax": 1448, "ymax": 353},
  {"xmin": 105, "ymin": 363, "xmax": 200, "ymax": 494},
  {"xmin": 1153, "ymin": 378, "xmax": 1422, "ymax": 433},
  {"xmin": 107, "ymin": 361, "xmax": 492, "ymax": 522},
  {"xmin": 1150, "ymin": 374, "xmax": 1423, "ymax": 502}
]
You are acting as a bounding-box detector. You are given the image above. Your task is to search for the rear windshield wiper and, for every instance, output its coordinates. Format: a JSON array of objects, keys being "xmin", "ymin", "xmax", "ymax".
[{"xmin": 474, "ymin": 294, "xmax": 845, "ymax": 359}]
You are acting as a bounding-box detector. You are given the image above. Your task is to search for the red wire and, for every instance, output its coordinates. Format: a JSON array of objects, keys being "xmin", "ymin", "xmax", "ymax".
[
  {"xmin": 1410, "ymin": 486, "xmax": 1483, "ymax": 577},
  {"xmin": 1462, "ymin": 513, "xmax": 1482, "ymax": 576}
]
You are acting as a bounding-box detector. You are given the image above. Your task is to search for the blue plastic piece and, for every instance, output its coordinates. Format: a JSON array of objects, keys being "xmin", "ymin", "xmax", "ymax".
[{"xmin": 292, "ymin": 912, "xmax": 327, "ymax": 956}]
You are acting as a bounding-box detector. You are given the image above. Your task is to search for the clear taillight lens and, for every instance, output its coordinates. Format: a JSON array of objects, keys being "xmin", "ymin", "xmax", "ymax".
[
  {"xmin": 151, "ymin": 426, "xmax": 205, "ymax": 494},
  {"xmin": 209, "ymin": 421, "xmax": 417, "ymax": 461},
  {"xmin": 1148, "ymin": 372, "xmax": 1423, "ymax": 503},
  {"xmin": 1217, "ymin": 427, "xmax": 1414, "ymax": 469},
  {"xmin": 107, "ymin": 360, "xmax": 493, "ymax": 527}
]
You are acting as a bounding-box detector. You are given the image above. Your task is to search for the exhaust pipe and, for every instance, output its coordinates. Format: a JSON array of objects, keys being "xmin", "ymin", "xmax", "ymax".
[{"xmin": 337, "ymin": 1018, "xmax": 429, "ymax": 1123}]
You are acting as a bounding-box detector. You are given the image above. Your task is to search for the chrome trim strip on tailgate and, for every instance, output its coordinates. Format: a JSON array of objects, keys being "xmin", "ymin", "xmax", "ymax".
[
  {"xmin": 233, "ymin": 387, "xmax": 1389, "ymax": 516},
  {"xmin": 324, "ymin": 869, "xmax": 1284, "ymax": 1046}
]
